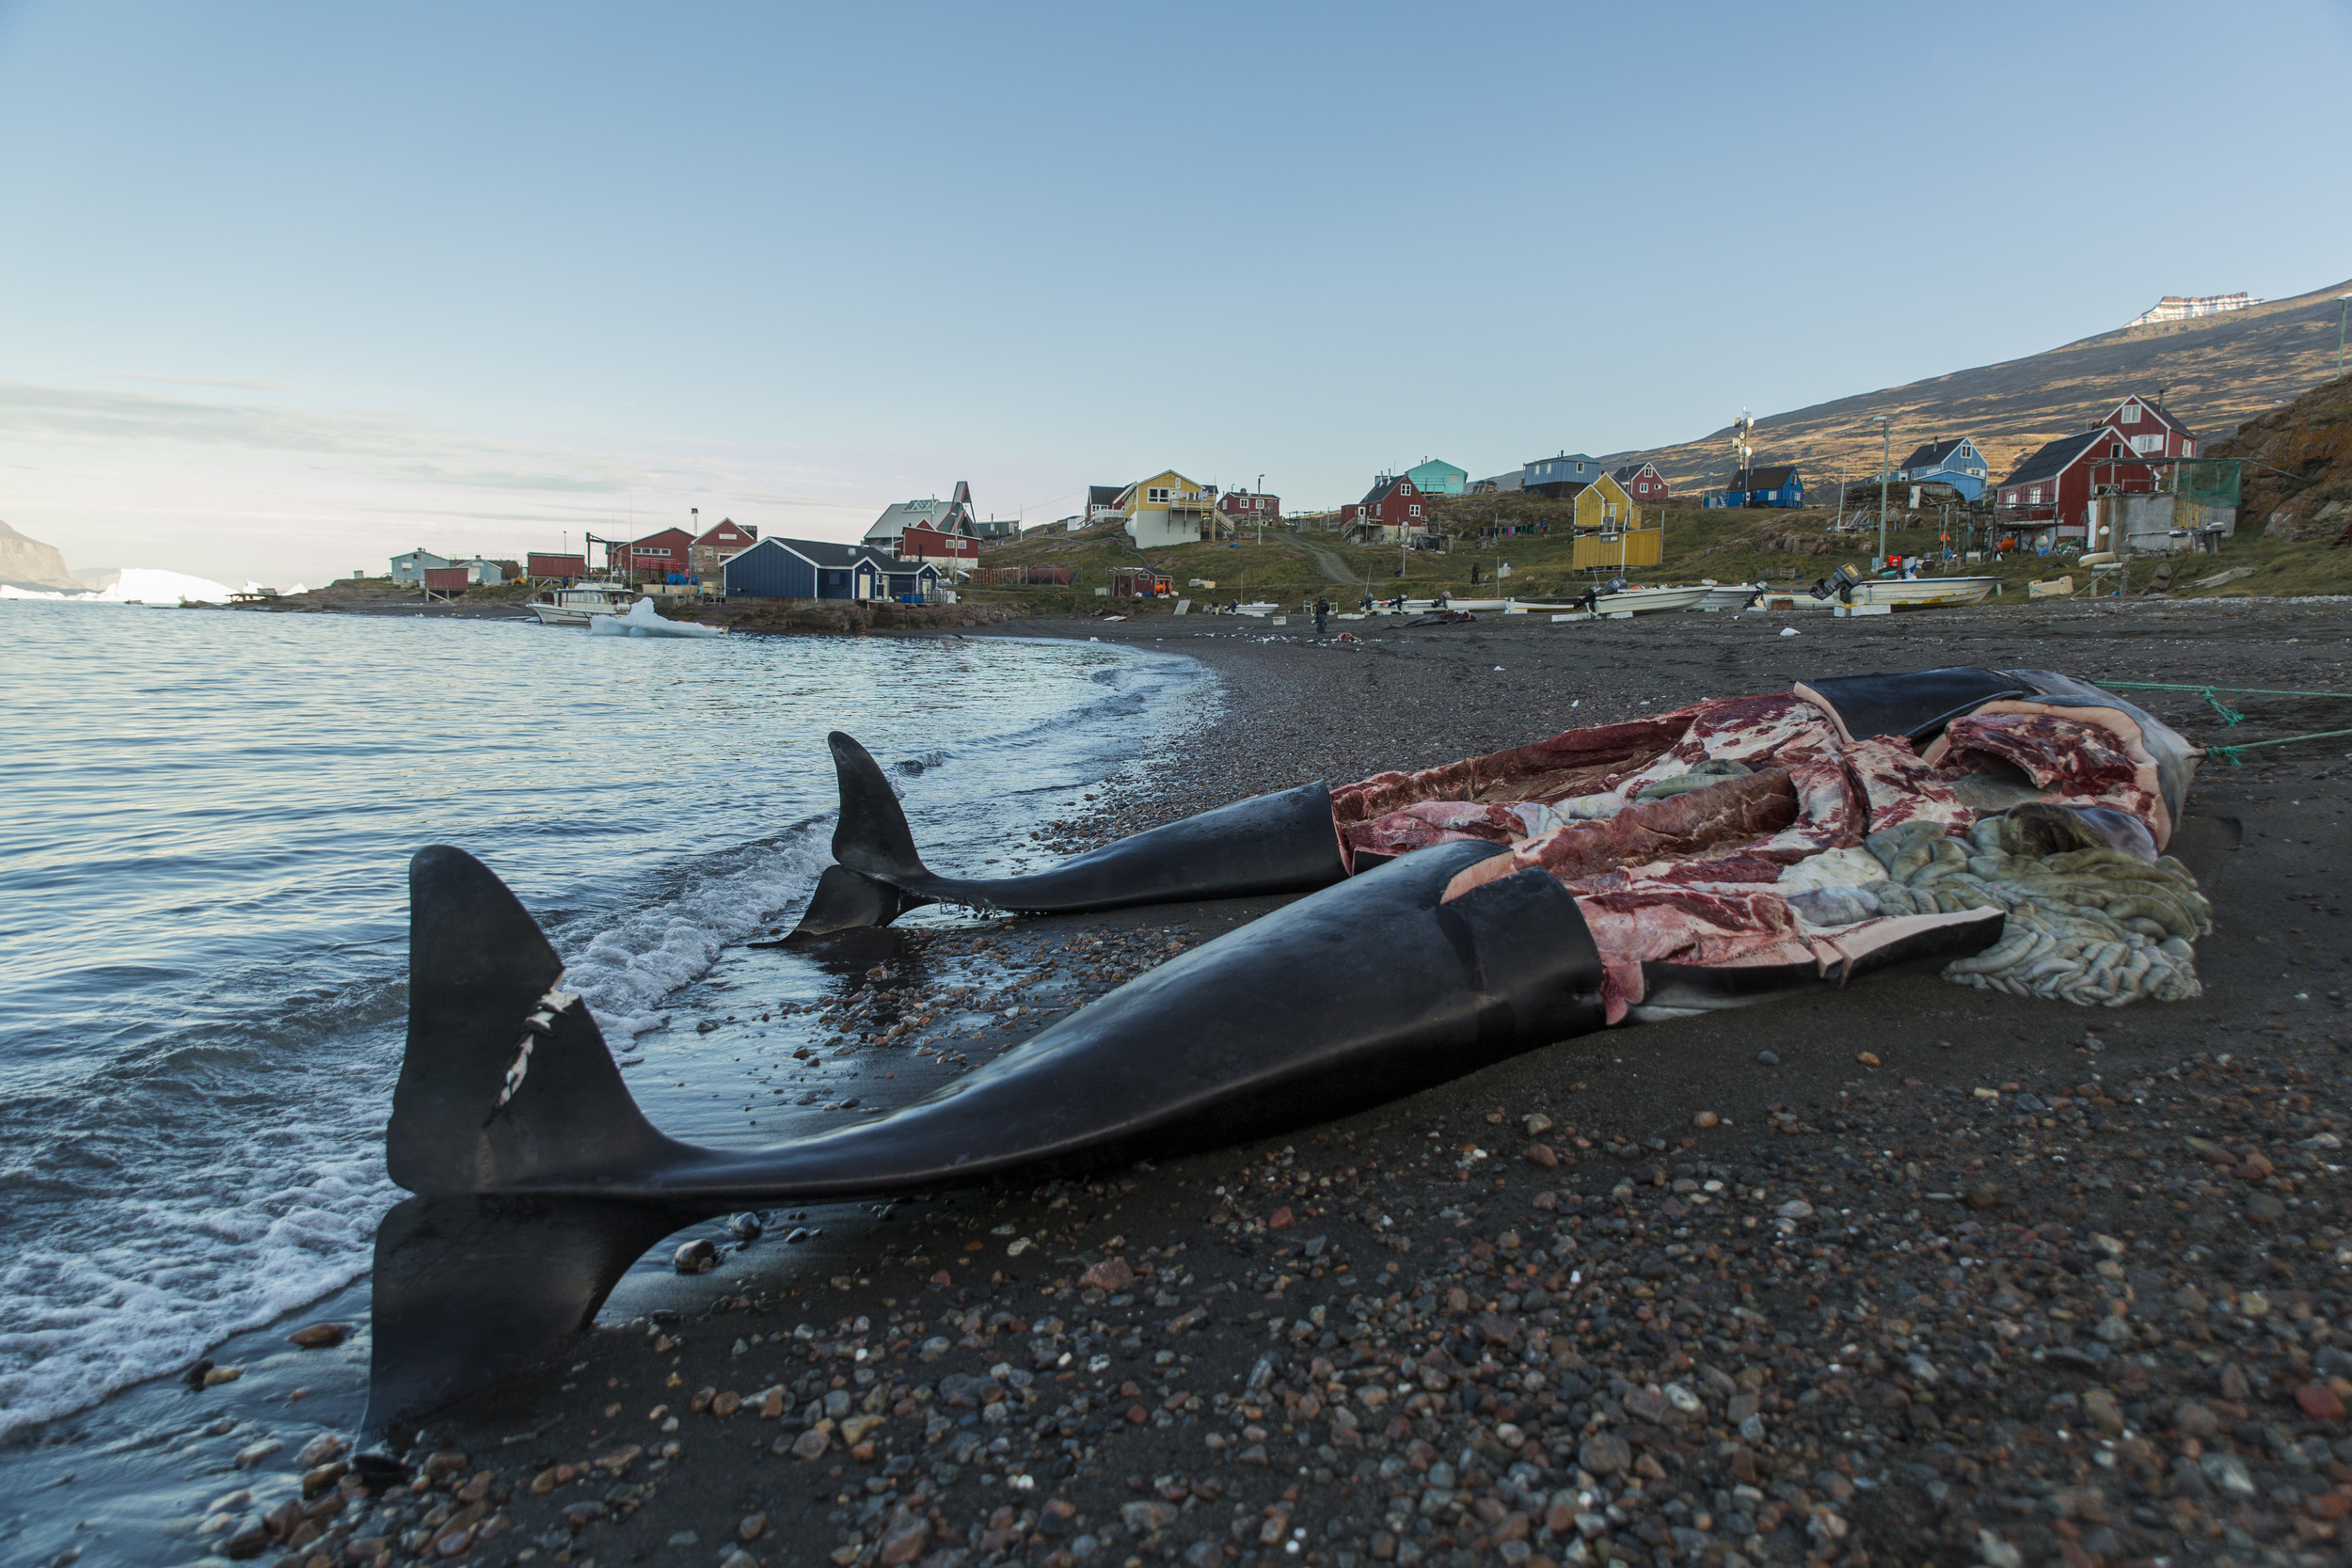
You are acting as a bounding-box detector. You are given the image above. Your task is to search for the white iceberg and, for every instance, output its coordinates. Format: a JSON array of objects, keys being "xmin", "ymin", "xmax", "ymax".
[{"xmin": 588, "ymin": 596, "xmax": 724, "ymax": 640}]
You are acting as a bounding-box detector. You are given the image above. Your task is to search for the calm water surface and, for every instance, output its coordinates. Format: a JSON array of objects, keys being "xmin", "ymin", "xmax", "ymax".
[{"xmin": 0, "ymin": 599, "xmax": 1202, "ymax": 1562}]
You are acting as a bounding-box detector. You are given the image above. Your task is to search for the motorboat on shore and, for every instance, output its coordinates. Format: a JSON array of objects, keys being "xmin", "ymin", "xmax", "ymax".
[
  {"xmin": 1844, "ymin": 575, "xmax": 2002, "ymax": 610},
  {"xmin": 1592, "ymin": 584, "xmax": 1711, "ymax": 616},
  {"xmin": 1692, "ymin": 583, "xmax": 1762, "ymax": 613},
  {"xmin": 528, "ymin": 582, "xmax": 641, "ymax": 627},
  {"xmin": 1438, "ymin": 596, "xmax": 1512, "ymax": 611}
]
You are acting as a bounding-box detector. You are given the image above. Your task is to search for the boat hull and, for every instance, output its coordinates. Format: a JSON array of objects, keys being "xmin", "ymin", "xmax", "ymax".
[{"xmin": 1850, "ymin": 577, "xmax": 2001, "ymax": 609}]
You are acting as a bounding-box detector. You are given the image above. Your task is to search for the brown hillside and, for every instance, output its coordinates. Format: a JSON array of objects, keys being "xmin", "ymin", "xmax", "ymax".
[
  {"xmin": 2211, "ymin": 371, "xmax": 2352, "ymax": 544},
  {"xmin": 1613, "ymin": 277, "xmax": 2352, "ymax": 495}
]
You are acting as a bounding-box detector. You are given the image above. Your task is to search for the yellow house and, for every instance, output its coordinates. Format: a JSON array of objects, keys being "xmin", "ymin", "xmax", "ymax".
[
  {"xmin": 1570, "ymin": 472, "xmax": 1640, "ymax": 534},
  {"xmin": 1120, "ymin": 470, "xmax": 1222, "ymax": 549}
]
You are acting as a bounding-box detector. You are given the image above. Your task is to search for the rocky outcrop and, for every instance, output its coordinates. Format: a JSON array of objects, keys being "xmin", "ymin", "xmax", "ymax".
[
  {"xmin": 2214, "ymin": 373, "xmax": 2352, "ymax": 546},
  {"xmin": 0, "ymin": 519, "xmax": 81, "ymax": 592}
]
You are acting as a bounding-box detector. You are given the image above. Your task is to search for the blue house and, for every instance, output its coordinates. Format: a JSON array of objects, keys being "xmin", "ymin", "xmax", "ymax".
[
  {"xmin": 1522, "ymin": 452, "xmax": 1603, "ymax": 499},
  {"xmin": 1897, "ymin": 437, "xmax": 1991, "ymax": 500},
  {"xmin": 722, "ymin": 537, "xmax": 943, "ymax": 602},
  {"xmin": 1707, "ymin": 465, "xmax": 1805, "ymax": 509}
]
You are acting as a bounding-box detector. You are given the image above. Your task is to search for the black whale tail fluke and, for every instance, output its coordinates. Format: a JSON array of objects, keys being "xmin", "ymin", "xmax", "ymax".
[
  {"xmin": 389, "ymin": 846, "xmax": 684, "ymax": 1197},
  {"xmin": 825, "ymin": 731, "xmax": 931, "ymax": 884},
  {"xmin": 371, "ymin": 847, "xmax": 706, "ymax": 1436}
]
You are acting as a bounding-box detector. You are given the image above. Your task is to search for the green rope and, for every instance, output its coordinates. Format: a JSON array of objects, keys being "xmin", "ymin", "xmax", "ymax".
[
  {"xmin": 2093, "ymin": 681, "xmax": 2352, "ymax": 762},
  {"xmin": 2205, "ymin": 728, "xmax": 2352, "ymax": 768}
]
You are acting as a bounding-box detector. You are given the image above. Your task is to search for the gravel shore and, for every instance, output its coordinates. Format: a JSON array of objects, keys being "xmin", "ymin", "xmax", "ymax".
[{"xmin": 261, "ymin": 601, "xmax": 2352, "ymax": 1568}]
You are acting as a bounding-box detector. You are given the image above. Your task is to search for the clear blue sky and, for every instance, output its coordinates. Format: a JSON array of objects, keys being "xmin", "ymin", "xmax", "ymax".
[{"xmin": 2, "ymin": 0, "xmax": 2347, "ymax": 584}]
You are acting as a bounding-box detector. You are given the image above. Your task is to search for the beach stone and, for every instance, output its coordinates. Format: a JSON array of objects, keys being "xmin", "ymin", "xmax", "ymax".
[
  {"xmin": 674, "ymin": 1239, "xmax": 718, "ymax": 1274},
  {"xmin": 1692, "ymin": 1111, "xmax": 1719, "ymax": 1129},
  {"xmin": 232, "ymin": 1439, "xmax": 282, "ymax": 1468},
  {"xmin": 1965, "ymin": 1183, "xmax": 2001, "ymax": 1210},
  {"xmin": 1579, "ymin": 1433, "xmax": 1630, "ymax": 1475},
  {"xmin": 1756, "ymin": 1051, "xmax": 1780, "ymax": 1067},
  {"xmin": 2248, "ymin": 1193, "xmax": 2286, "ymax": 1223},
  {"xmin": 285, "ymin": 1323, "xmax": 347, "ymax": 1350},
  {"xmin": 295, "ymin": 1433, "xmax": 344, "ymax": 1467},
  {"xmin": 1081, "ymin": 1257, "xmax": 1136, "ymax": 1291},
  {"xmin": 1856, "ymin": 1051, "xmax": 1881, "ymax": 1068},
  {"xmin": 2298, "ymin": 1382, "xmax": 2346, "ymax": 1420},
  {"xmin": 1524, "ymin": 1143, "xmax": 1559, "ymax": 1169},
  {"xmin": 739, "ymin": 1512, "xmax": 768, "ymax": 1541},
  {"xmin": 789, "ymin": 1429, "xmax": 830, "ymax": 1460}
]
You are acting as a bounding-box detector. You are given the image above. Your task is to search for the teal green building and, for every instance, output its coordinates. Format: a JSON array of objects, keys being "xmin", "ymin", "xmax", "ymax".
[{"xmin": 1404, "ymin": 458, "xmax": 1468, "ymax": 497}]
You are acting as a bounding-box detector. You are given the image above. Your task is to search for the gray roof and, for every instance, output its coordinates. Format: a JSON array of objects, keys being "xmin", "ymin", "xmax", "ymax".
[
  {"xmin": 1611, "ymin": 463, "xmax": 1659, "ymax": 483},
  {"xmin": 1999, "ymin": 430, "xmax": 2108, "ymax": 489},
  {"xmin": 1900, "ymin": 438, "xmax": 1969, "ymax": 470},
  {"xmin": 737, "ymin": 536, "xmax": 900, "ymax": 571},
  {"xmin": 1729, "ymin": 465, "xmax": 1801, "ymax": 490}
]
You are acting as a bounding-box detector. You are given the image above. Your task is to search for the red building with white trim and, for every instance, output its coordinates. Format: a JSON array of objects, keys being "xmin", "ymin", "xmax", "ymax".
[
  {"xmin": 1610, "ymin": 463, "xmax": 1671, "ymax": 503},
  {"xmin": 1217, "ymin": 489, "xmax": 1280, "ymax": 527},
  {"xmin": 1994, "ymin": 393, "xmax": 2198, "ymax": 536}
]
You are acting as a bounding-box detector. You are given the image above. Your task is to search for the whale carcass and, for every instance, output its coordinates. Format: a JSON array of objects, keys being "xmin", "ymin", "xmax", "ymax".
[{"xmin": 365, "ymin": 666, "xmax": 2206, "ymax": 1431}]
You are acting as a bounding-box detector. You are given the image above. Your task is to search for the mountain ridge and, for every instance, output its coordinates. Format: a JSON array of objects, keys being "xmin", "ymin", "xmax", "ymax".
[
  {"xmin": 1607, "ymin": 275, "xmax": 2352, "ymax": 497},
  {"xmin": 0, "ymin": 518, "xmax": 81, "ymax": 592}
]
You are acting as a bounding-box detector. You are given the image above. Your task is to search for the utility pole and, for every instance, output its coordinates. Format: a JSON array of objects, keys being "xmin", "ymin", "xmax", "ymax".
[{"xmin": 1869, "ymin": 416, "xmax": 1892, "ymax": 571}]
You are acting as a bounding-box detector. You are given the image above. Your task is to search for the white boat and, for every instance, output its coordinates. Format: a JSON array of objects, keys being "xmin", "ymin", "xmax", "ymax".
[
  {"xmin": 529, "ymin": 582, "xmax": 641, "ymax": 627},
  {"xmin": 1751, "ymin": 591, "xmax": 1836, "ymax": 613},
  {"xmin": 1233, "ymin": 601, "xmax": 1281, "ymax": 617},
  {"xmin": 1592, "ymin": 585, "xmax": 1712, "ymax": 616},
  {"xmin": 1438, "ymin": 596, "xmax": 1512, "ymax": 611},
  {"xmin": 1692, "ymin": 583, "xmax": 1762, "ymax": 613},
  {"xmin": 1845, "ymin": 575, "xmax": 2002, "ymax": 610}
]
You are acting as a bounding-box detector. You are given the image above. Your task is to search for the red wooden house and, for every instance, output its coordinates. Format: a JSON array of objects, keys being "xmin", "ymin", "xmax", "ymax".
[
  {"xmin": 1217, "ymin": 489, "xmax": 1280, "ymax": 528},
  {"xmin": 688, "ymin": 518, "xmax": 759, "ymax": 579},
  {"xmin": 1344, "ymin": 475, "xmax": 1430, "ymax": 543},
  {"xmin": 2101, "ymin": 395, "xmax": 2197, "ymax": 459},
  {"xmin": 615, "ymin": 527, "xmax": 695, "ymax": 578},
  {"xmin": 1996, "ymin": 396, "xmax": 2197, "ymax": 536},
  {"xmin": 1610, "ymin": 463, "xmax": 1670, "ymax": 504}
]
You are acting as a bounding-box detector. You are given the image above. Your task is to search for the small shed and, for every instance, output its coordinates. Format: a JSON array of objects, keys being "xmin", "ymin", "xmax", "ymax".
[
  {"xmin": 421, "ymin": 566, "xmax": 471, "ymax": 594},
  {"xmin": 1112, "ymin": 566, "xmax": 1173, "ymax": 598},
  {"xmin": 528, "ymin": 552, "xmax": 588, "ymax": 582}
]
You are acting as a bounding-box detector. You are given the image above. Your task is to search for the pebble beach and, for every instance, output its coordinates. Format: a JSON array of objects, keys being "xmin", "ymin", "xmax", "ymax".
[{"xmin": 208, "ymin": 600, "xmax": 2352, "ymax": 1568}]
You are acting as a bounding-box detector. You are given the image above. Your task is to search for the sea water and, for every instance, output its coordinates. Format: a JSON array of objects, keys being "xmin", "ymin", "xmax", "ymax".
[{"xmin": 0, "ymin": 598, "xmax": 1202, "ymax": 1560}]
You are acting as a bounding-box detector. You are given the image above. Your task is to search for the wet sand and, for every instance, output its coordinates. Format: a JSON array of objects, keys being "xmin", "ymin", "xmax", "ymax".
[{"xmin": 239, "ymin": 601, "xmax": 2352, "ymax": 1568}]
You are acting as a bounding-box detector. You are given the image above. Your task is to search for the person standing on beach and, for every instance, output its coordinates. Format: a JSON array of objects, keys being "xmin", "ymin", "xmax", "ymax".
[{"xmin": 1313, "ymin": 597, "xmax": 1329, "ymax": 634}]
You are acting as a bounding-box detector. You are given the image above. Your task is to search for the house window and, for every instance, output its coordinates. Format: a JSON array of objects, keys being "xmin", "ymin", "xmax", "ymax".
[
  {"xmin": 2132, "ymin": 434, "xmax": 2163, "ymax": 454},
  {"xmin": 1402, "ymin": 483, "xmax": 1413, "ymax": 496},
  {"xmin": 1408, "ymin": 504, "xmax": 1422, "ymax": 518},
  {"xmin": 1148, "ymin": 487, "xmax": 1171, "ymax": 503},
  {"xmin": 2028, "ymin": 486, "xmax": 2042, "ymax": 503},
  {"xmin": 2121, "ymin": 404, "xmax": 2139, "ymax": 424}
]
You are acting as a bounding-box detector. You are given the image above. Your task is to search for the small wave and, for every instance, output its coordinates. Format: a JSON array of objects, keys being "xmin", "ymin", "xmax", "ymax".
[{"xmin": 552, "ymin": 823, "xmax": 834, "ymax": 1044}]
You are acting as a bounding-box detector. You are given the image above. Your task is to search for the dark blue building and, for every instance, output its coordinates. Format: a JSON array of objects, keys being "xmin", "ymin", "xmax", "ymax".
[
  {"xmin": 1705, "ymin": 464, "xmax": 1805, "ymax": 509},
  {"xmin": 722, "ymin": 538, "xmax": 944, "ymax": 602}
]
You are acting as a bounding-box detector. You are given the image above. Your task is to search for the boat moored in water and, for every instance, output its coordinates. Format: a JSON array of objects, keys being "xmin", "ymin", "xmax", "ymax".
[{"xmin": 528, "ymin": 582, "xmax": 642, "ymax": 627}]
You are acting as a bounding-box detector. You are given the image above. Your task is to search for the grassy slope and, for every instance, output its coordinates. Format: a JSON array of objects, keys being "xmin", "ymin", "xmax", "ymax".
[{"xmin": 960, "ymin": 369, "xmax": 2352, "ymax": 618}]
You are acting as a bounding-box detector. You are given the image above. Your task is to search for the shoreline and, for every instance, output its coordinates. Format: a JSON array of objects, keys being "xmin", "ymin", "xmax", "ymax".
[{"xmin": 42, "ymin": 603, "xmax": 2352, "ymax": 1568}]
